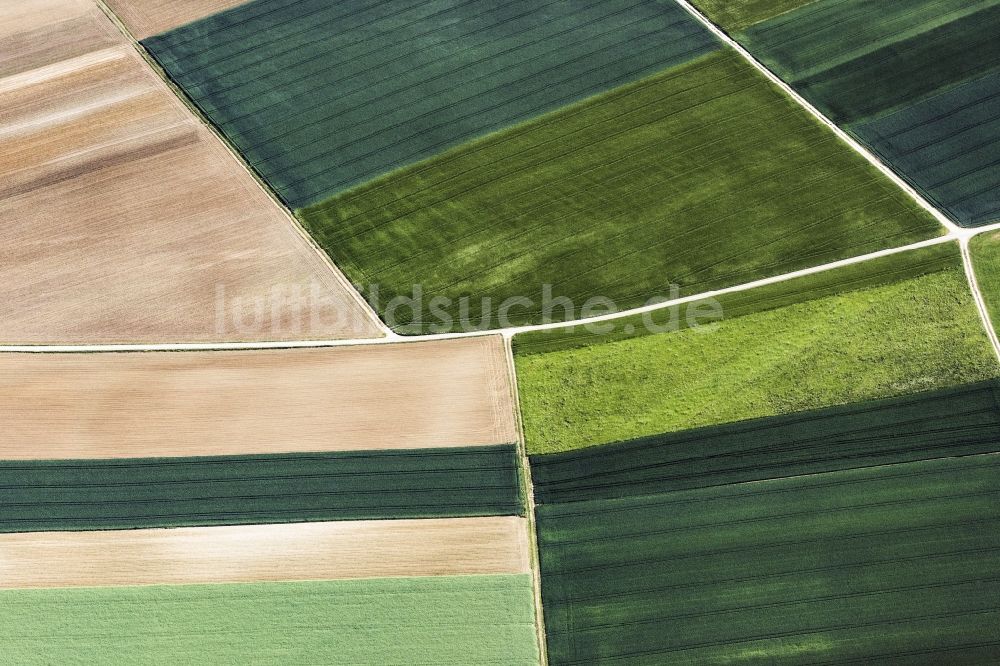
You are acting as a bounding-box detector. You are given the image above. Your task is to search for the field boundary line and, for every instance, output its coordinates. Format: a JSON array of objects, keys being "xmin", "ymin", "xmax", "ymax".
[
  {"xmin": 92, "ymin": 0, "xmax": 394, "ymax": 340},
  {"xmin": 503, "ymin": 335, "xmax": 551, "ymax": 666},
  {"xmin": 8, "ymin": 232, "xmax": 997, "ymax": 352},
  {"xmin": 672, "ymin": 0, "xmax": 963, "ymax": 236},
  {"xmin": 960, "ymin": 237, "xmax": 1000, "ymax": 362}
]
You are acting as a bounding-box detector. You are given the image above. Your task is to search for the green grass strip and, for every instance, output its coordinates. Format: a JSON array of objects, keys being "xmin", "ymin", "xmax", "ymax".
[
  {"xmin": 515, "ymin": 245, "xmax": 999, "ymax": 454},
  {"xmin": 971, "ymin": 231, "xmax": 1000, "ymax": 334},
  {"xmin": 536, "ymin": 453, "xmax": 1000, "ymax": 664},
  {"xmin": 298, "ymin": 49, "xmax": 939, "ymax": 333},
  {"xmin": 0, "ymin": 574, "xmax": 540, "ymax": 665},
  {"xmin": 515, "ymin": 242, "xmax": 959, "ymax": 355},
  {"xmin": 530, "ymin": 380, "xmax": 1000, "ymax": 504},
  {"xmin": 0, "ymin": 445, "xmax": 523, "ymax": 532}
]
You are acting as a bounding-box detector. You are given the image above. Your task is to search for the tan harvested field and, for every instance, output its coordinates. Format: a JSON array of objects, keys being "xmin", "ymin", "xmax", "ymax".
[
  {"xmin": 0, "ymin": 8, "xmax": 382, "ymax": 343},
  {"xmin": 0, "ymin": 0, "xmax": 119, "ymax": 76},
  {"xmin": 0, "ymin": 48, "xmax": 193, "ymax": 200},
  {"xmin": 0, "ymin": 517, "xmax": 531, "ymax": 588},
  {"xmin": 0, "ymin": 336, "xmax": 518, "ymax": 459},
  {"xmin": 104, "ymin": 0, "xmax": 254, "ymax": 40}
]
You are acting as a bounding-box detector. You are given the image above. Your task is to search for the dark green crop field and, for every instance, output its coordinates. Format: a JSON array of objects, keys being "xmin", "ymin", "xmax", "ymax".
[
  {"xmin": 515, "ymin": 247, "xmax": 999, "ymax": 454},
  {"xmin": 0, "ymin": 445, "xmax": 522, "ymax": 532},
  {"xmin": 530, "ymin": 380, "xmax": 1000, "ymax": 504},
  {"xmin": 0, "ymin": 575, "xmax": 540, "ymax": 664},
  {"xmin": 144, "ymin": 0, "xmax": 718, "ymax": 207},
  {"xmin": 732, "ymin": 0, "xmax": 1000, "ymax": 227},
  {"xmin": 739, "ymin": 0, "xmax": 996, "ymax": 91},
  {"xmin": 301, "ymin": 50, "xmax": 939, "ymax": 333},
  {"xmin": 535, "ymin": 452, "xmax": 1000, "ymax": 664},
  {"xmin": 854, "ymin": 68, "xmax": 1000, "ymax": 227}
]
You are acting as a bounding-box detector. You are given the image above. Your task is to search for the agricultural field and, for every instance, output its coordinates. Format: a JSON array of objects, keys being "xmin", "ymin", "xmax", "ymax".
[
  {"xmin": 0, "ymin": 336, "xmax": 517, "ymax": 458},
  {"xmin": 103, "ymin": 0, "xmax": 256, "ymax": 40},
  {"xmin": 855, "ymin": 69, "xmax": 1000, "ymax": 227},
  {"xmin": 515, "ymin": 244, "xmax": 1000, "ymax": 453},
  {"xmin": 972, "ymin": 231, "xmax": 1000, "ymax": 333},
  {"xmin": 0, "ymin": 0, "xmax": 118, "ymax": 75},
  {"xmin": 690, "ymin": 0, "xmax": 816, "ymax": 32},
  {"xmin": 0, "ymin": 518, "xmax": 531, "ymax": 586},
  {"xmin": 0, "ymin": 576, "xmax": 540, "ymax": 664},
  {"xmin": 7, "ymin": 0, "xmax": 1000, "ymax": 664},
  {"xmin": 530, "ymin": 380, "xmax": 1000, "ymax": 503},
  {"xmin": 301, "ymin": 50, "xmax": 940, "ymax": 332},
  {"xmin": 144, "ymin": 0, "xmax": 719, "ymax": 207},
  {"xmin": 713, "ymin": 0, "xmax": 1000, "ymax": 227},
  {"xmin": 534, "ymin": 448, "xmax": 1000, "ymax": 664},
  {"xmin": 0, "ymin": 445, "xmax": 522, "ymax": 532},
  {"xmin": 0, "ymin": 0, "xmax": 381, "ymax": 343}
]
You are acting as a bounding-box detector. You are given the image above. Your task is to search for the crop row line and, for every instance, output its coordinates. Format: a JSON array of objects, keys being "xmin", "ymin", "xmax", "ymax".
[
  {"xmin": 546, "ymin": 515, "xmax": 998, "ymax": 575},
  {"xmin": 553, "ymin": 575, "xmax": 1000, "ymax": 634},
  {"xmin": 542, "ymin": 487, "xmax": 1000, "ymax": 548},
  {"xmin": 556, "ymin": 544, "xmax": 1000, "ymax": 604},
  {"xmin": 0, "ymin": 467, "xmax": 517, "ymax": 490}
]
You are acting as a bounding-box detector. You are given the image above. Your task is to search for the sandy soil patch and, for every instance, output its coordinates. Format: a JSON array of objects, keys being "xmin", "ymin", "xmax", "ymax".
[
  {"xmin": 0, "ymin": 516, "xmax": 531, "ymax": 588},
  {"xmin": 0, "ymin": 336, "xmax": 518, "ymax": 458},
  {"xmin": 104, "ymin": 0, "xmax": 255, "ymax": 40}
]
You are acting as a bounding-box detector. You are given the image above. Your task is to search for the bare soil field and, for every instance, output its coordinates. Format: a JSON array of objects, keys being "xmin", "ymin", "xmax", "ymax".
[
  {"xmin": 0, "ymin": 48, "xmax": 193, "ymax": 200},
  {"xmin": 0, "ymin": 0, "xmax": 119, "ymax": 76},
  {"xmin": 0, "ymin": 15, "xmax": 381, "ymax": 343},
  {"xmin": 0, "ymin": 337, "xmax": 518, "ymax": 459},
  {"xmin": 0, "ymin": 517, "xmax": 531, "ymax": 588},
  {"xmin": 103, "ymin": 0, "xmax": 254, "ymax": 40}
]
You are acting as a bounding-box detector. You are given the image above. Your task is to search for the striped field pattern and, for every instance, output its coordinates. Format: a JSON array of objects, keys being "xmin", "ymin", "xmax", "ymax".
[
  {"xmin": 300, "ymin": 50, "xmax": 940, "ymax": 332},
  {"xmin": 0, "ymin": 445, "xmax": 522, "ymax": 532},
  {"xmin": 732, "ymin": 0, "xmax": 1000, "ymax": 226},
  {"xmin": 532, "ymin": 386, "xmax": 1000, "ymax": 664},
  {"xmin": 144, "ymin": 0, "xmax": 719, "ymax": 207}
]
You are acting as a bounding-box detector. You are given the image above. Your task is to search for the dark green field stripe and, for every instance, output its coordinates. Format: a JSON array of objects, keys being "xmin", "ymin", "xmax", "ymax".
[
  {"xmin": 789, "ymin": 3, "xmax": 1000, "ymax": 124},
  {"xmin": 535, "ymin": 453, "xmax": 1000, "ymax": 664},
  {"xmin": 853, "ymin": 67, "xmax": 1000, "ymax": 227},
  {"xmin": 530, "ymin": 380, "xmax": 1000, "ymax": 504},
  {"xmin": 0, "ymin": 445, "xmax": 522, "ymax": 532}
]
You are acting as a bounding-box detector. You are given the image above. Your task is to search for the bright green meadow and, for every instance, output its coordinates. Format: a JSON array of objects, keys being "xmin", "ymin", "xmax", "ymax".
[{"xmin": 515, "ymin": 244, "xmax": 999, "ymax": 453}]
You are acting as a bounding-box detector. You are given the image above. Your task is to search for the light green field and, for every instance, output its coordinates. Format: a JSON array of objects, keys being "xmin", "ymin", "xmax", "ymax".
[
  {"xmin": 516, "ymin": 247, "xmax": 999, "ymax": 454},
  {"xmin": 689, "ymin": 0, "xmax": 817, "ymax": 31},
  {"xmin": 0, "ymin": 575, "xmax": 540, "ymax": 665},
  {"xmin": 971, "ymin": 231, "xmax": 1000, "ymax": 334}
]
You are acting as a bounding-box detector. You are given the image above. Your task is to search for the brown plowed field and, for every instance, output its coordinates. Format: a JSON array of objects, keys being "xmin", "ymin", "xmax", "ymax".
[
  {"xmin": 0, "ymin": 6, "xmax": 383, "ymax": 343},
  {"xmin": 0, "ymin": 336, "xmax": 518, "ymax": 458},
  {"xmin": 104, "ymin": 0, "xmax": 255, "ymax": 40},
  {"xmin": 0, "ymin": 517, "xmax": 532, "ymax": 588}
]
